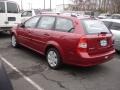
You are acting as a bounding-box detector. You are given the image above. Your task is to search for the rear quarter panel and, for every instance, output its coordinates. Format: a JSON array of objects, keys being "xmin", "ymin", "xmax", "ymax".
[{"xmin": 45, "ymin": 30, "xmax": 83, "ymax": 64}]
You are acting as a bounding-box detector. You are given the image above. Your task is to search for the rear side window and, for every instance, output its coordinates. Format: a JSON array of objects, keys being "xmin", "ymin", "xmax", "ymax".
[
  {"xmin": 111, "ymin": 22, "xmax": 120, "ymax": 31},
  {"xmin": 55, "ymin": 18, "xmax": 73, "ymax": 32},
  {"xmin": 37, "ymin": 16, "xmax": 55, "ymax": 30},
  {"xmin": 0, "ymin": 2, "xmax": 5, "ymax": 13},
  {"xmin": 83, "ymin": 20, "xmax": 110, "ymax": 34},
  {"xmin": 7, "ymin": 2, "xmax": 19, "ymax": 13}
]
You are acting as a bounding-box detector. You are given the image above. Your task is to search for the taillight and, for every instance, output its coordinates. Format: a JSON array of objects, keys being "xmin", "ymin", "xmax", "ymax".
[{"xmin": 77, "ymin": 36, "xmax": 87, "ymax": 52}]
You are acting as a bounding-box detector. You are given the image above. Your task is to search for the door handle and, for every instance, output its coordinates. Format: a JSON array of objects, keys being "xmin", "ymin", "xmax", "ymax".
[
  {"xmin": 27, "ymin": 30, "xmax": 32, "ymax": 34},
  {"xmin": 44, "ymin": 33, "xmax": 50, "ymax": 36}
]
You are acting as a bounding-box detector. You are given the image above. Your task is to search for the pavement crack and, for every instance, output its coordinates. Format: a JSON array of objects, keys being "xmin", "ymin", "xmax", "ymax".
[{"xmin": 41, "ymin": 73, "xmax": 69, "ymax": 90}]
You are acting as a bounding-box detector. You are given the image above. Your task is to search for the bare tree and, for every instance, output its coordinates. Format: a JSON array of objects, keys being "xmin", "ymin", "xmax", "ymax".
[{"xmin": 71, "ymin": 0, "xmax": 120, "ymax": 13}]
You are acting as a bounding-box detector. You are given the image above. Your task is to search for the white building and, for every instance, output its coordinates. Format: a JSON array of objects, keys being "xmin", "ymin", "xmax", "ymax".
[{"xmin": 55, "ymin": 4, "xmax": 71, "ymax": 12}]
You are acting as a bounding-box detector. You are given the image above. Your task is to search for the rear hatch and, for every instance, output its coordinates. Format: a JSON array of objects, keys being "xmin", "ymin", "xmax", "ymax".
[
  {"xmin": 6, "ymin": 1, "xmax": 21, "ymax": 27},
  {"xmin": 82, "ymin": 20, "xmax": 114, "ymax": 55}
]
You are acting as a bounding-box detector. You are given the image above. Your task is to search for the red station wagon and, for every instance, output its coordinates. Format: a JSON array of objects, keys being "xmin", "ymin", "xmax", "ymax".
[{"xmin": 11, "ymin": 15, "xmax": 115, "ymax": 69}]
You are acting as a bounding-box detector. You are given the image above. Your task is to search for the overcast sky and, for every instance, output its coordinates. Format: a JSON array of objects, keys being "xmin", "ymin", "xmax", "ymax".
[{"xmin": 12, "ymin": 0, "xmax": 71, "ymax": 10}]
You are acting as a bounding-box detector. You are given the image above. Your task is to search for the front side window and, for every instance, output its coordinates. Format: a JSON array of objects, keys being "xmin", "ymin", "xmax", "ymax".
[
  {"xmin": 0, "ymin": 2, "xmax": 5, "ymax": 13},
  {"xmin": 55, "ymin": 18, "xmax": 73, "ymax": 32},
  {"xmin": 7, "ymin": 2, "xmax": 19, "ymax": 13},
  {"xmin": 83, "ymin": 20, "xmax": 110, "ymax": 34},
  {"xmin": 37, "ymin": 16, "xmax": 55, "ymax": 30},
  {"xmin": 25, "ymin": 16, "xmax": 40, "ymax": 28},
  {"xmin": 21, "ymin": 11, "xmax": 32, "ymax": 17},
  {"xmin": 111, "ymin": 22, "xmax": 120, "ymax": 31}
]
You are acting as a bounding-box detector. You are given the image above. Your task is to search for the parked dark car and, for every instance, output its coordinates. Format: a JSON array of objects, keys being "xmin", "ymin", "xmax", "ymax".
[
  {"xmin": 0, "ymin": 61, "xmax": 13, "ymax": 90},
  {"xmin": 11, "ymin": 15, "xmax": 115, "ymax": 69}
]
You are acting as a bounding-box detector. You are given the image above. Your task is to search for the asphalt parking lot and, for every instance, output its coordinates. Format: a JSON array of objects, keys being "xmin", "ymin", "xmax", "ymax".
[{"xmin": 0, "ymin": 32, "xmax": 120, "ymax": 90}]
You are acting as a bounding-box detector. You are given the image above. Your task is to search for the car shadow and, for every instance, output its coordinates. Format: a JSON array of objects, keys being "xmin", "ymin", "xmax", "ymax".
[
  {"xmin": 17, "ymin": 46, "xmax": 110, "ymax": 78},
  {"xmin": 0, "ymin": 32, "xmax": 10, "ymax": 39},
  {"xmin": 61, "ymin": 64, "xmax": 109, "ymax": 76}
]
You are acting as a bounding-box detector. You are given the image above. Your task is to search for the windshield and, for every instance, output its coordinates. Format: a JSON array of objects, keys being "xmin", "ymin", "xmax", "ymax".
[
  {"xmin": 0, "ymin": 2, "xmax": 5, "ymax": 13},
  {"xmin": 82, "ymin": 20, "xmax": 110, "ymax": 34}
]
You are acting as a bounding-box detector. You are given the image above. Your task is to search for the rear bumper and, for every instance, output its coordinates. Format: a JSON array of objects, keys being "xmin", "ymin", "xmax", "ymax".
[
  {"xmin": 75, "ymin": 50, "xmax": 115, "ymax": 67},
  {"xmin": 0, "ymin": 27, "xmax": 12, "ymax": 31}
]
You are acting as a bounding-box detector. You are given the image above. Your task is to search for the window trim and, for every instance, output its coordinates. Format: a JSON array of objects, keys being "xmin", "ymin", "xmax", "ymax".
[
  {"xmin": 36, "ymin": 16, "xmax": 56, "ymax": 30},
  {"xmin": 54, "ymin": 17, "xmax": 74, "ymax": 32}
]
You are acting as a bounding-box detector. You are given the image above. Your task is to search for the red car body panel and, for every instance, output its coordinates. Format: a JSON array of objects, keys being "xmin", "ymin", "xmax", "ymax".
[{"xmin": 11, "ymin": 15, "xmax": 115, "ymax": 67}]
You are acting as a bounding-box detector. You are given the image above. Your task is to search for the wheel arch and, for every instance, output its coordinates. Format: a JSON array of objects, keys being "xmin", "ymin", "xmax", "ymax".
[{"xmin": 44, "ymin": 41, "xmax": 65, "ymax": 61}]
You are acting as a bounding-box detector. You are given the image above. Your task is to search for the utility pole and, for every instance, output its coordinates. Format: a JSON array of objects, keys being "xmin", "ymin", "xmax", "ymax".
[
  {"xmin": 50, "ymin": 0, "xmax": 51, "ymax": 11},
  {"xmin": 21, "ymin": 0, "xmax": 23, "ymax": 10},
  {"xmin": 63, "ymin": 0, "xmax": 65, "ymax": 11},
  {"xmin": 44, "ymin": 0, "xmax": 45, "ymax": 9}
]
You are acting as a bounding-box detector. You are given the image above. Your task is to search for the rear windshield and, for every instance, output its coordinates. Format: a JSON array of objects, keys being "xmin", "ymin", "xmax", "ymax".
[
  {"xmin": 0, "ymin": 2, "xmax": 5, "ymax": 13},
  {"xmin": 7, "ymin": 2, "xmax": 19, "ymax": 13},
  {"xmin": 82, "ymin": 20, "xmax": 110, "ymax": 34}
]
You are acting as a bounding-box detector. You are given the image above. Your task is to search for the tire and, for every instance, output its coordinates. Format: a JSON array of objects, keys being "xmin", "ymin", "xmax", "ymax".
[
  {"xmin": 116, "ymin": 49, "xmax": 120, "ymax": 54},
  {"xmin": 46, "ymin": 48, "xmax": 62, "ymax": 69},
  {"xmin": 11, "ymin": 35, "xmax": 18, "ymax": 48}
]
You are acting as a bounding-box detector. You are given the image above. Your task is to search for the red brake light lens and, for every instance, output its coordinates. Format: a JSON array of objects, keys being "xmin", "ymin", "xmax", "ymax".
[{"xmin": 77, "ymin": 36, "xmax": 87, "ymax": 52}]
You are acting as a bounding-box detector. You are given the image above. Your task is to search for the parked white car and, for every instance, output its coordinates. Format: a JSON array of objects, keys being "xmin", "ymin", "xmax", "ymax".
[
  {"xmin": 111, "ymin": 14, "xmax": 120, "ymax": 19},
  {"xmin": 0, "ymin": 0, "xmax": 21, "ymax": 32},
  {"xmin": 98, "ymin": 13, "xmax": 111, "ymax": 19},
  {"xmin": 21, "ymin": 9, "xmax": 41, "ymax": 22},
  {"xmin": 101, "ymin": 19, "xmax": 120, "ymax": 52}
]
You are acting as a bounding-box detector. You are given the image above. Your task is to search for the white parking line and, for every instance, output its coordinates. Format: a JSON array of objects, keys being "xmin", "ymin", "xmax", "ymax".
[{"xmin": 0, "ymin": 55, "xmax": 44, "ymax": 90}]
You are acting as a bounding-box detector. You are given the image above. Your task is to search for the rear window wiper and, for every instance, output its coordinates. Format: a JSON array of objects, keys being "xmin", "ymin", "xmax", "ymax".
[{"xmin": 98, "ymin": 32, "xmax": 108, "ymax": 36}]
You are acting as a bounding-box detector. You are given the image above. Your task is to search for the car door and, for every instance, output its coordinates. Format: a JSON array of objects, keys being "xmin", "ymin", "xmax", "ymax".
[
  {"xmin": 17, "ymin": 16, "xmax": 40, "ymax": 47},
  {"xmin": 53, "ymin": 17, "xmax": 75, "ymax": 62},
  {"xmin": 29, "ymin": 16, "xmax": 56, "ymax": 54}
]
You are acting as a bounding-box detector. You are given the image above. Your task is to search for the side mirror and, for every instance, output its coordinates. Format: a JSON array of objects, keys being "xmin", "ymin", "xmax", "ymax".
[
  {"xmin": 68, "ymin": 27, "xmax": 75, "ymax": 32},
  {"xmin": 19, "ymin": 23, "xmax": 25, "ymax": 28}
]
